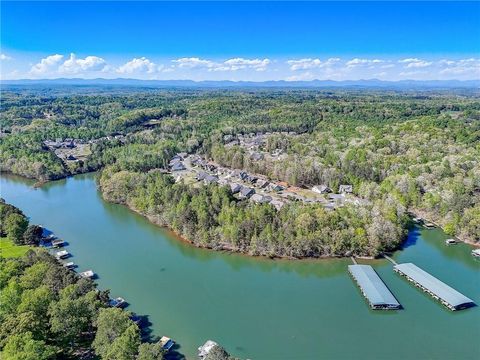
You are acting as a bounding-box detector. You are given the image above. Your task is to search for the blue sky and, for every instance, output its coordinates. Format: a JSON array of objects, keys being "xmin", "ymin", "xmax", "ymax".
[{"xmin": 1, "ymin": 1, "xmax": 479, "ymax": 81}]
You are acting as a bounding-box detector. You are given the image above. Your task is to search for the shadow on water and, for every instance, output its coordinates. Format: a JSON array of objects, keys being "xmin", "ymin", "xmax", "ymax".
[
  {"xmin": 134, "ymin": 314, "xmax": 186, "ymax": 360},
  {"xmin": 399, "ymin": 225, "xmax": 420, "ymax": 249}
]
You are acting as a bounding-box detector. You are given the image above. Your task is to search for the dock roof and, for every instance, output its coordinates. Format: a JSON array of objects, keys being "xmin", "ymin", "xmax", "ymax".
[
  {"xmin": 349, "ymin": 264, "xmax": 400, "ymax": 309},
  {"xmin": 394, "ymin": 263, "xmax": 474, "ymax": 309}
]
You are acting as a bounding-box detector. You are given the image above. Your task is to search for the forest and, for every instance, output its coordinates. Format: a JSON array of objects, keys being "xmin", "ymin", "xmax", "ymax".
[
  {"xmin": 0, "ymin": 201, "xmax": 180, "ymax": 360},
  {"xmin": 1, "ymin": 86, "xmax": 479, "ymax": 256}
]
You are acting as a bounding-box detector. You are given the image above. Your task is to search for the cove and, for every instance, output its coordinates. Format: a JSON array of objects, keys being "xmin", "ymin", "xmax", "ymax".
[{"xmin": 1, "ymin": 173, "xmax": 479, "ymax": 360}]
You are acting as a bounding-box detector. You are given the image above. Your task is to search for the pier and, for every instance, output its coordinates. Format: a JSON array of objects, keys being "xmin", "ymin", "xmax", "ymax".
[
  {"xmin": 348, "ymin": 264, "xmax": 401, "ymax": 310},
  {"xmin": 394, "ymin": 263, "xmax": 475, "ymax": 311}
]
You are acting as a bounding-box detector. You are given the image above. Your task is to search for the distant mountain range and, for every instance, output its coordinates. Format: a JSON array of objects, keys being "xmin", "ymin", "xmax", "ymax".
[{"xmin": 2, "ymin": 78, "xmax": 480, "ymax": 89}]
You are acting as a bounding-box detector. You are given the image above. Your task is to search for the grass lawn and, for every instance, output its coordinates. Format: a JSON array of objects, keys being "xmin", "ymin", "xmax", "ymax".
[{"xmin": 0, "ymin": 237, "xmax": 32, "ymax": 258}]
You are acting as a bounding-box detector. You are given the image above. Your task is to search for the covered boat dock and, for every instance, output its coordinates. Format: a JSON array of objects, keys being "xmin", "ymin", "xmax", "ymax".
[
  {"xmin": 394, "ymin": 263, "xmax": 475, "ymax": 311},
  {"xmin": 348, "ymin": 264, "xmax": 401, "ymax": 310}
]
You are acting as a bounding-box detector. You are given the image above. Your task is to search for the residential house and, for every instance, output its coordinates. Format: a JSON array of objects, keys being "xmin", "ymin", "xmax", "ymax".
[
  {"xmin": 312, "ymin": 185, "xmax": 331, "ymax": 194},
  {"xmin": 239, "ymin": 186, "xmax": 255, "ymax": 199},
  {"xmin": 339, "ymin": 185, "xmax": 353, "ymax": 194},
  {"xmin": 229, "ymin": 183, "xmax": 242, "ymax": 194},
  {"xmin": 250, "ymin": 194, "xmax": 272, "ymax": 204},
  {"xmin": 171, "ymin": 162, "xmax": 186, "ymax": 171},
  {"xmin": 204, "ymin": 175, "xmax": 219, "ymax": 185}
]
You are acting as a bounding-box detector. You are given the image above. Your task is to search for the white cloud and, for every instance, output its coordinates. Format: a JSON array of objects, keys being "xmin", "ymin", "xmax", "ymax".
[
  {"xmin": 173, "ymin": 57, "xmax": 215, "ymax": 69},
  {"xmin": 399, "ymin": 58, "xmax": 433, "ymax": 68},
  {"xmin": 287, "ymin": 58, "xmax": 340, "ymax": 71},
  {"xmin": 59, "ymin": 53, "xmax": 106, "ymax": 74},
  {"xmin": 438, "ymin": 58, "xmax": 480, "ymax": 76},
  {"xmin": 215, "ymin": 58, "xmax": 271, "ymax": 72},
  {"xmin": 346, "ymin": 58, "xmax": 384, "ymax": 67},
  {"xmin": 0, "ymin": 53, "xmax": 12, "ymax": 61},
  {"xmin": 117, "ymin": 57, "xmax": 157, "ymax": 74},
  {"xmin": 30, "ymin": 54, "xmax": 64, "ymax": 75},
  {"xmin": 10, "ymin": 54, "xmax": 479, "ymax": 81}
]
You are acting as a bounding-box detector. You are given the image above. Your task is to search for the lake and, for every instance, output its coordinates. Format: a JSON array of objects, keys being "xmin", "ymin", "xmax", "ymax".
[{"xmin": 1, "ymin": 172, "xmax": 479, "ymax": 359}]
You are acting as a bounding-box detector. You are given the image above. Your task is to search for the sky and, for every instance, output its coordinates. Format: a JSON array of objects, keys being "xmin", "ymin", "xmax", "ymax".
[{"xmin": 1, "ymin": 1, "xmax": 479, "ymax": 81}]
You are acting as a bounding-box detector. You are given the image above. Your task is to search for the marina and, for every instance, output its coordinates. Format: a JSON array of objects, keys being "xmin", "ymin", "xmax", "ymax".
[
  {"xmin": 160, "ymin": 336, "xmax": 175, "ymax": 351},
  {"xmin": 109, "ymin": 297, "xmax": 127, "ymax": 308},
  {"xmin": 51, "ymin": 239, "xmax": 66, "ymax": 247},
  {"xmin": 348, "ymin": 264, "xmax": 401, "ymax": 310},
  {"xmin": 394, "ymin": 263, "xmax": 475, "ymax": 311},
  {"xmin": 55, "ymin": 250, "xmax": 70, "ymax": 259},
  {"xmin": 79, "ymin": 270, "xmax": 95, "ymax": 279}
]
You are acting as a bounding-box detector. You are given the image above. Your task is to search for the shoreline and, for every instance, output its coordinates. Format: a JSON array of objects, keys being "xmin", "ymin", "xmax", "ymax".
[{"xmin": 2, "ymin": 170, "xmax": 478, "ymax": 253}]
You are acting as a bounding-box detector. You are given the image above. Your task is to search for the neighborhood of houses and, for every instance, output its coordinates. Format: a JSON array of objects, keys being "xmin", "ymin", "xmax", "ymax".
[
  {"xmin": 169, "ymin": 152, "xmax": 367, "ymax": 211},
  {"xmin": 42, "ymin": 132, "xmax": 368, "ymax": 211},
  {"xmin": 43, "ymin": 135, "xmax": 126, "ymax": 163}
]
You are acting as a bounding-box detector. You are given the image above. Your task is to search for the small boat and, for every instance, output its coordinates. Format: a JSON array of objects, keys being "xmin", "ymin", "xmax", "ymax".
[
  {"xmin": 55, "ymin": 250, "xmax": 70, "ymax": 259},
  {"xmin": 472, "ymin": 249, "xmax": 480, "ymax": 258},
  {"xmin": 109, "ymin": 297, "xmax": 127, "ymax": 308},
  {"xmin": 63, "ymin": 262, "xmax": 76, "ymax": 269},
  {"xmin": 160, "ymin": 336, "xmax": 175, "ymax": 351},
  {"xmin": 412, "ymin": 217, "xmax": 423, "ymax": 224},
  {"xmin": 445, "ymin": 239, "xmax": 457, "ymax": 245},
  {"xmin": 424, "ymin": 222, "xmax": 436, "ymax": 229},
  {"xmin": 79, "ymin": 270, "xmax": 95, "ymax": 279},
  {"xmin": 51, "ymin": 239, "xmax": 65, "ymax": 248}
]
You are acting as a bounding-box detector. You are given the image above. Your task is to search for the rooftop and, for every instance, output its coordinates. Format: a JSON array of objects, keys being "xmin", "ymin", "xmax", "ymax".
[
  {"xmin": 349, "ymin": 264, "xmax": 401, "ymax": 309},
  {"xmin": 394, "ymin": 263, "xmax": 475, "ymax": 310}
]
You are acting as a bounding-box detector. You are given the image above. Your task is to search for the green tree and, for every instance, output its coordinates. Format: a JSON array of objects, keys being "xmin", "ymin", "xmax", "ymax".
[
  {"xmin": 2, "ymin": 331, "xmax": 57, "ymax": 360},
  {"xmin": 4, "ymin": 213, "xmax": 28, "ymax": 245},
  {"xmin": 103, "ymin": 324, "xmax": 140, "ymax": 360},
  {"xmin": 0, "ymin": 279, "xmax": 22, "ymax": 321},
  {"xmin": 23, "ymin": 225, "xmax": 43, "ymax": 245},
  {"xmin": 49, "ymin": 285, "xmax": 101, "ymax": 346},
  {"xmin": 92, "ymin": 307, "xmax": 140, "ymax": 359},
  {"xmin": 136, "ymin": 341, "xmax": 166, "ymax": 360}
]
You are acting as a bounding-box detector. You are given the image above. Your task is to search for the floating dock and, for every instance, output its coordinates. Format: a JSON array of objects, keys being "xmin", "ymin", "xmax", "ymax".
[
  {"xmin": 348, "ymin": 264, "xmax": 401, "ymax": 310},
  {"xmin": 394, "ymin": 263, "xmax": 475, "ymax": 311}
]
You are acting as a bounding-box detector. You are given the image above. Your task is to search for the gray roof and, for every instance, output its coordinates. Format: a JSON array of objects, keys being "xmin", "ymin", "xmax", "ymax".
[
  {"xmin": 349, "ymin": 265, "xmax": 400, "ymax": 308},
  {"xmin": 171, "ymin": 162, "xmax": 186, "ymax": 171},
  {"xmin": 240, "ymin": 186, "xmax": 255, "ymax": 197},
  {"xmin": 394, "ymin": 263, "xmax": 474, "ymax": 309},
  {"xmin": 204, "ymin": 175, "xmax": 219, "ymax": 184}
]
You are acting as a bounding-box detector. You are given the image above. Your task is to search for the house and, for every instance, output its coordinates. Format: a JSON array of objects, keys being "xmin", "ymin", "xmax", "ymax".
[
  {"xmin": 232, "ymin": 170, "xmax": 248, "ymax": 181},
  {"xmin": 204, "ymin": 175, "xmax": 219, "ymax": 185},
  {"xmin": 246, "ymin": 175, "xmax": 258, "ymax": 183},
  {"xmin": 66, "ymin": 154, "xmax": 77, "ymax": 161},
  {"xmin": 250, "ymin": 194, "xmax": 272, "ymax": 204},
  {"xmin": 312, "ymin": 185, "xmax": 331, "ymax": 194},
  {"xmin": 269, "ymin": 183, "xmax": 285, "ymax": 192},
  {"xmin": 255, "ymin": 179, "xmax": 270, "ymax": 189},
  {"xmin": 239, "ymin": 186, "xmax": 255, "ymax": 199},
  {"xmin": 171, "ymin": 162, "xmax": 186, "ymax": 171},
  {"xmin": 196, "ymin": 171, "xmax": 208, "ymax": 181},
  {"xmin": 230, "ymin": 183, "xmax": 242, "ymax": 194},
  {"xmin": 169, "ymin": 157, "xmax": 182, "ymax": 166},
  {"xmin": 339, "ymin": 185, "xmax": 353, "ymax": 194}
]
